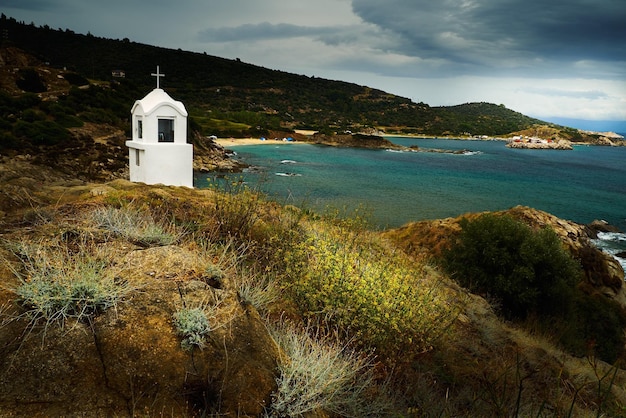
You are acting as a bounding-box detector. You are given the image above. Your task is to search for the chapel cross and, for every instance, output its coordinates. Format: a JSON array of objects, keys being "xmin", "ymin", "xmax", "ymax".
[{"xmin": 151, "ymin": 65, "xmax": 165, "ymax": 89}]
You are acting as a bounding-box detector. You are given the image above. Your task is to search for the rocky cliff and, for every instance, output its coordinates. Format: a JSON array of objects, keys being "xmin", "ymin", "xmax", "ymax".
[{"xmin": 383, "ymin": 205, "xmax": 625, "ymax": 306}]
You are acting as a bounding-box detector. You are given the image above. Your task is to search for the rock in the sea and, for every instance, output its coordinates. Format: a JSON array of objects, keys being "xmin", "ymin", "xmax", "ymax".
[{"xmin": 588, "ymin": 219, "xmax": 623, "ymax": 235}]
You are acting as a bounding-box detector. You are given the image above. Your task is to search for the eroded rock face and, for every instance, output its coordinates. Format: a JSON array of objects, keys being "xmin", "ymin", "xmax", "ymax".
[{"xmin": 0, "ymin": 244, "xmax": 280, "ymax": 417}]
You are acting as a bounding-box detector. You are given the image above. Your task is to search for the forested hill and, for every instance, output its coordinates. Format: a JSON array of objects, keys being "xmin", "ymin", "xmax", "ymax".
[{"xmin": 0, "ymin": 15, "xmax": 548, "ymax": 137}]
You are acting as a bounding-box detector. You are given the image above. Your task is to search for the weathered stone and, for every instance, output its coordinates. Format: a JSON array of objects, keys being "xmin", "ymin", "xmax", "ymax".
[
  {"xmin": 588, "ymin": 219, "xmax": 623, "ymax": 235},
  {"xmin": 0, "ymin": 240, "xmax": 281, "ymax": 416}
]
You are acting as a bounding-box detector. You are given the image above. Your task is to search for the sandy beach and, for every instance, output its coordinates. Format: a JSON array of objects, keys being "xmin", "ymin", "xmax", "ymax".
[{"xmin": 214, "ymin": 137, "xmax": 306, "ymax": 147}]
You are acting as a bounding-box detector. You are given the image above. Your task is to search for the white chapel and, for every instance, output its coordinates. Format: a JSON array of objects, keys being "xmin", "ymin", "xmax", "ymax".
[{"xmin": 126, "ymin": 66, "xmax": 193, "ymax": 187}]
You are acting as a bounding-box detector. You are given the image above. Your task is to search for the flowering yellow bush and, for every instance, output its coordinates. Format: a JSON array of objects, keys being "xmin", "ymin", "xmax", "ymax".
[{"xmin": 283, "ymin": 224, "xmax": 457, "ymax": 355}]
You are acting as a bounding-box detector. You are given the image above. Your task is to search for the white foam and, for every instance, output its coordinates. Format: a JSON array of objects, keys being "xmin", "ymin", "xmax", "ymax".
[
  {"xmin": 275, "ymin": 172, "xmax": 301, "ymax": 177},
  {"xmin": 597, "ymin": 231, "xmax": 626, "ymax": 242},
  {"xmin": 593, "ymin": 232, "xmax": 626, "ymax": 273}
]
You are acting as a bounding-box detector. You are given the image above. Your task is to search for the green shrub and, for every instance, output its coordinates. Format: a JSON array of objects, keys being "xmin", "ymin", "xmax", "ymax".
[
  {"xmin": 561, "ymin": 292, "xmax": 626, "ymax": 363},
  {"xmin": 62, "ymin": 72, "xmax": 89, "ymax": 86},
  {"xmin": 282, "ymin": 224, "xmax": 457, "ymax": 355},
  {"xmin": 173, "ymin": 307, "xmax": 211, "ymax": 351},
  {"xmin": 20, "ymin": 108, "xmax": 46, "ymax": 122},
  {"xmin": 12, "ymin": 120, "xmax": 70, "ymax": 145},
  {"xmin": 16, "ymin": 68, "xmax": 46, "ymax": 93},
  {"xmin": 442, "ymin": 214, "xmax": 581, "ymax": 320},
  {"xmin": 55, "ymin": 114, "xmax": 84, "ymax": 128},
  {"xmin": 206, "ymin": 179, "xmax": 261, "ymax": 241}
]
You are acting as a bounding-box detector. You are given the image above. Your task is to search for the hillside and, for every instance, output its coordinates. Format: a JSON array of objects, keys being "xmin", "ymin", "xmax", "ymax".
[
  {"xmin": 1, "ymin": 156, "xmax": 625, "ymax": 416},
  {"xmin": 1, "ymin": 15, "xmax": 552, "ymax": 139}
]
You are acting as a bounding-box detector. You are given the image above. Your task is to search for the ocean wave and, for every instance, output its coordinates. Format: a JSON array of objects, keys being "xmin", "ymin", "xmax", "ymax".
[
  {"xmin": 275, "ymin": 172, "xmax": 302, "ymax": 177},
  {"xmin": 280, "ymin": 160, "xmax": 297, "ymax": 164},
  {"xmin": 593, "ymin": 232, "xmax": 626, "ymax": 272},
  {"xmin": 597, "ymin": 231, "xmax": 626, "ymax": 243}
]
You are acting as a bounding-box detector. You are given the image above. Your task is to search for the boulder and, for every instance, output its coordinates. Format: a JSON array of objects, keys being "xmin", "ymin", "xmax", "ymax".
[
  {"xmin": 588, "ymin": 219, "xmax": 623, "ymax": 235},
  {"xmin": 0, "ymin": 244, "xmax": 281, "ymax": 416}
]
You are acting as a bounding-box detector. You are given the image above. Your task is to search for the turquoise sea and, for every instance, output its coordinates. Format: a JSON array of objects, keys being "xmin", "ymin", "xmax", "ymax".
[{"xmin": 195, "ymin": 136, "xmax": 626, "ymax": 268}]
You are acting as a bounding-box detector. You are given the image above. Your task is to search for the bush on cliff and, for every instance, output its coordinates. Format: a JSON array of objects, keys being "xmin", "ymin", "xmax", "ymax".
[
  {"xmin": 441, "ymin": 213, "xmax": 626, "ymax": 363},
  {"xmin": 442, "ymin": 213, "xmax": 581, "ymax": 320},
  {"xmin": 562, "ymin": 291, "xmax": 626, "ymax": 363}
]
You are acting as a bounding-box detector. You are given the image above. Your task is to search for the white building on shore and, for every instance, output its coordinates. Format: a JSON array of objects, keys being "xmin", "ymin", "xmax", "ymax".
[{"xmin": 126, "ymin": 66, "xmax": 193, "ymax": 188}]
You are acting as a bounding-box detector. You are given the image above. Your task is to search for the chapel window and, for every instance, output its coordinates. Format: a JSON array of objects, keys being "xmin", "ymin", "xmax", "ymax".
[{"xmin": 158, "ymin": 119, "xmax": 174, "ymax": 142}]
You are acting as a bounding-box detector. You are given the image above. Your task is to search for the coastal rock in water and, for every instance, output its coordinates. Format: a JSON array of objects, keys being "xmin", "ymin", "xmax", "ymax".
[
  {"xmin": 193, "ymin": 134, "xmax": 249, "ymax": 173},
  {"xmin": 506, "ymin": 140, "xmax": 573, "ymax": 150},
  {"xmin": 310, "ymin": 133, "xmax": 402, "ymax": 149},
  {"xmin": 588, "ymin": 219, "xmax": 623, "ymax": 235}
]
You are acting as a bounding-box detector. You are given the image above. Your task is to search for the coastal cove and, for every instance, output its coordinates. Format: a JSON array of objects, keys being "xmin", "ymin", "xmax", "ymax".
[{"xmin": 197, "ymin": 136, "xmax": 626, "ymax": 264}]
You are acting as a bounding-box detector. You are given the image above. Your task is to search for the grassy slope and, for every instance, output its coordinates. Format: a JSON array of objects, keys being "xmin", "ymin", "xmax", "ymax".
[{"xmin": 1, "ymin": 162, "xmax": 625, "ymax": 415}]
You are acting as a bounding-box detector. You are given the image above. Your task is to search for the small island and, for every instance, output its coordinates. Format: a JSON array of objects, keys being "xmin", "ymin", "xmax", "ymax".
[{"xmin": 506, "ymin": 136, "xmax": 573, "ymax": 150}]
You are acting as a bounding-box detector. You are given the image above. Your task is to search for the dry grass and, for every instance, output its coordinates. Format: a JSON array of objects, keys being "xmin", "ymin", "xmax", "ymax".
[
  {"xmin": 266, "ymin": 321, "xmax": 393, "ymax": 417},
  {"xmin": 2, "ymin": 180, "xmax": 625, "ymax": 417},
  {"xmin": 4, "ymin": 237, "xmax": 136, "ymax": 333},
  {"xmin": 90, "ymin": 205, "xmax": 183, "ymax": 247}
]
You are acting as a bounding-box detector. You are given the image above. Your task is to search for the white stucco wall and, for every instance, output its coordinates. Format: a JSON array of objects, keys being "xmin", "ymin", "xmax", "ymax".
[
  {"xmin": 127, "ymin": 88, "xmax": 193, "ymax": 188},
  {"xmin": 126, "ymin": 142, "xmax": 193, "ymax": 187},
  {"xmin": 131, "ymin": 88, "xmax": 188, "ymax": 144}
]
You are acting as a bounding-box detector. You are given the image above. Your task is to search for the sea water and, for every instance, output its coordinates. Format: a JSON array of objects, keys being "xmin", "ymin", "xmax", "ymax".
[{"xmin": 195, "ymin": 137, "xmax": 626, "ymax": 269}]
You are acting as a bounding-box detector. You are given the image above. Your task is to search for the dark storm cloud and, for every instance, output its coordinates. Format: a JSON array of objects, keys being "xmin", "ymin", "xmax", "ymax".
[
  {"xmin": 351, "ymin": 0, "xmax": 626, "ymax": 77},
  {"xmin": 1, "ymin": 0, "xmax": 59, "ymax": 12}
]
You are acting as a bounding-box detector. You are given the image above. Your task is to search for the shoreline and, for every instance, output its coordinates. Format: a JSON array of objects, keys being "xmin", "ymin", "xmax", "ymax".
[
  {"xmin": 213, "ymin": 134, "xmax": 603, "ymax": 148},
  {"xmin": 215, "ymin": 137, "xmax": 306, "ymax": 147}
]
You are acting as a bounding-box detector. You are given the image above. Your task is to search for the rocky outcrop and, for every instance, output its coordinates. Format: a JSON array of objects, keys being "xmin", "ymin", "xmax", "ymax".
[
  {"xmin": 309, "ymin": 133, "xmax": 402, "ymax": 149},
  {"xmin": 505, "ymin": 206, "xmax": 625, "ymax": 303},
  {"xmin": 588, "ymin": 219, "xmax": 623, "ymax": 234},
  {"xmin": 0, "ymin": 193, "xmax": 282, "ymax": 416},
  {"xmin": 507, "ymin": 140, "xmax": 573, "ymax": 150},
  {"xmin": 193, "ymin": 134, "xmax": 249, "ymax": 173},
  {"xmin": 384, "ymin": 205, "xmax": 626, "ymax": 307}
]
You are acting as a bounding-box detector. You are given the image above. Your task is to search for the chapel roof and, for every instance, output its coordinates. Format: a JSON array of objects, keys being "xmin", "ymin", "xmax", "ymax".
[{"xmin": 132, "ymin": 88, "xmax": 188, "ymax": 116}]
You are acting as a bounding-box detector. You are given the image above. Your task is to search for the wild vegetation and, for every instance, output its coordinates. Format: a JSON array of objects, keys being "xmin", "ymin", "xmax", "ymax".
[
  {"xmin": 0, "ymin": 176, "xmax": 625, "ymax": 416},
  {"xmin": 442, "ymin": 213, "xmax": 626, "ymax": 364}
]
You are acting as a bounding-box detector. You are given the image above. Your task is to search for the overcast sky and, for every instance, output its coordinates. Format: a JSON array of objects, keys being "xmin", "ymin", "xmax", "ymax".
[{"xmin": 3, "ymin": 0, "xmax": 626, "ymax": 127}]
